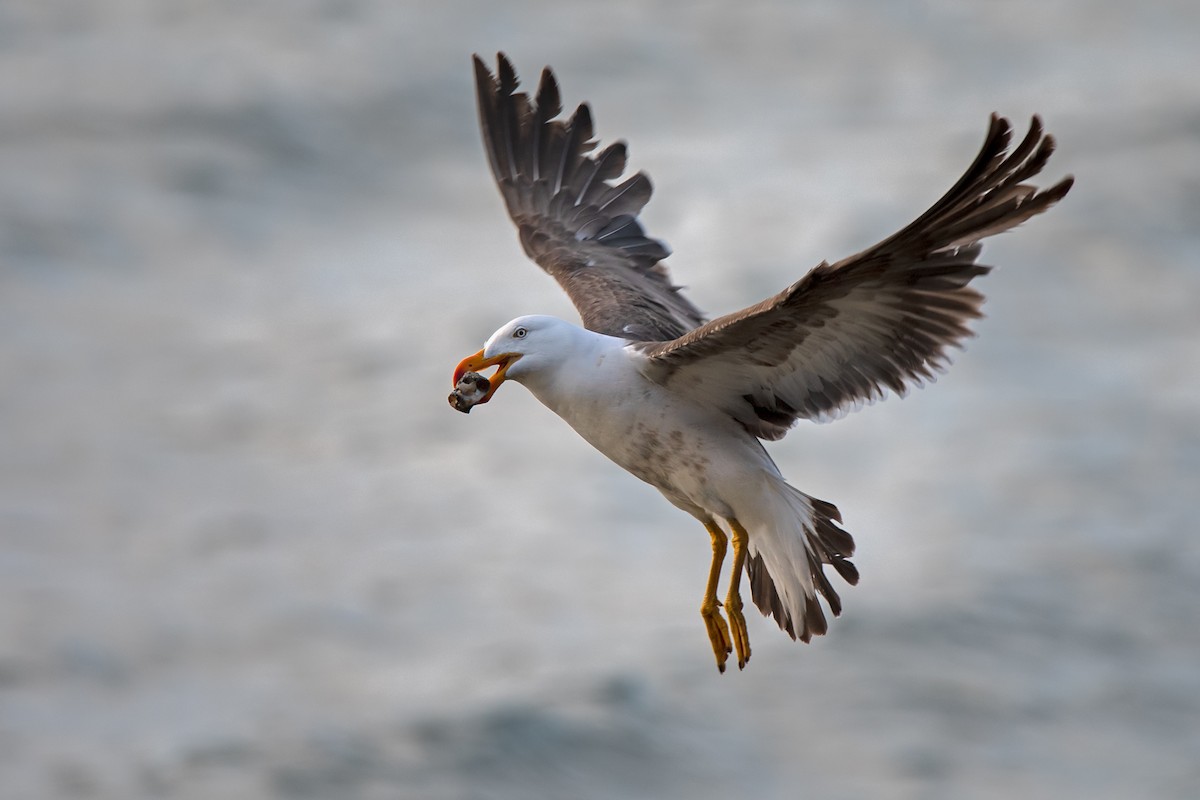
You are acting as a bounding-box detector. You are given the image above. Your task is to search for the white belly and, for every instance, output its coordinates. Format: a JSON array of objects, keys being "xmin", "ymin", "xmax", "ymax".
[{"xmin": 523, "ymin": 354, "xmax": 775, "ymax": 520}]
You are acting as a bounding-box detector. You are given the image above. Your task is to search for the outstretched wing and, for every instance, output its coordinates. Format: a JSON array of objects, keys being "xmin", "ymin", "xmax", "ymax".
[
  {"xmin": 634, "ymin": 115, "xmax": 1074, "ymax": 439},
  {"xmin": 474, "ymin": 53, "xmax": 706, "ymax": 341}
]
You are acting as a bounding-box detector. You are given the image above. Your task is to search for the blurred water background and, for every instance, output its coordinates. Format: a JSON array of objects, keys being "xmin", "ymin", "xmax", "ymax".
[{"xmin": 2, "ymin": 2, "xmax": 1198, "ymax": 798}]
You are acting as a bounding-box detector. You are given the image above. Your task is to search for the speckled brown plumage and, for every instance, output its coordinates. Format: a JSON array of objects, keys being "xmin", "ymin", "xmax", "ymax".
[
  {"xmin": 635, "ymin": 115, "xmax": 1074, "ymax": 439},
  {"xmin": 474, "ymin": 53, "xmax": 707, "ymax": 342},
  {"xmin": 465, "ymin": 53, "xmax": 1073, "ymax": 660}
]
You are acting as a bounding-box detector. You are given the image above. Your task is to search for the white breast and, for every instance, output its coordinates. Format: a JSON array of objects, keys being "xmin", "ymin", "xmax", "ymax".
[{"xmin": 518, "ymin": 336, "xmax": 775, "ymax": 518}]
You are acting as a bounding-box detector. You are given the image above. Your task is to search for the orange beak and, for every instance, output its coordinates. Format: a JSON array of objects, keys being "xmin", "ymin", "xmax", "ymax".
[{"xmin": 452, "ymin": 349, "xmax": 520, "ymax": 405}]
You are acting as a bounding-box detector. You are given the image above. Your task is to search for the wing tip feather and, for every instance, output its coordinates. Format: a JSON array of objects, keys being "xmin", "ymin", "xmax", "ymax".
[{"xmin": 471, "ymin": 54, "xmax": 705, "ymax": 341}]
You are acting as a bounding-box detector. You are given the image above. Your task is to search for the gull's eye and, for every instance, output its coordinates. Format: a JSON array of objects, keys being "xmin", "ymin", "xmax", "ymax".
[{"xmin": 513, "ymin": 327, "xmax": 528, "ymax": 339}]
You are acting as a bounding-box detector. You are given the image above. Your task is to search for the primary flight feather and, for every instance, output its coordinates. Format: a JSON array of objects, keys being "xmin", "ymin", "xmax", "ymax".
[{"xmin": 451, "ymin": 53, "xmax": 1073, "ymax": 672}]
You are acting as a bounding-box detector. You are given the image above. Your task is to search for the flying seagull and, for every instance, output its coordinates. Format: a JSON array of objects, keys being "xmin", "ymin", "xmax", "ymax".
[{"xmin": 451, "ymin": 53, "xmax": 1072, "ymax": 672}]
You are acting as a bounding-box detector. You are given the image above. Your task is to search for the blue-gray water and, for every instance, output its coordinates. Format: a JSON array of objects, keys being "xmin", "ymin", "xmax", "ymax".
[{"xmin": 2, "ymin": 2, "xmax": 1198, "ymax": 798}]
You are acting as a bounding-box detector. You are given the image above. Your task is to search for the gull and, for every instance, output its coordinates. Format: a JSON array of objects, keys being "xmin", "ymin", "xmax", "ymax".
[{"xmin": 451, "ymin": 53, "xmax": 1072, "ymax": 672}]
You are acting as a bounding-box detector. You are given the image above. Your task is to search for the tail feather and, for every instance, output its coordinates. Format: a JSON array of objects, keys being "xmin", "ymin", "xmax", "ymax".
[{"xmin": 744, "ymin": 478, "xmax": 858, "ymax": 642}]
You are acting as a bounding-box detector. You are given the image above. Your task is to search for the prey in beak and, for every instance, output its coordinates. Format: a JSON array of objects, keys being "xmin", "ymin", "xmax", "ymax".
[{"xmin": 448, "ymin": 350, "xmax": 520, "ymax": 413}]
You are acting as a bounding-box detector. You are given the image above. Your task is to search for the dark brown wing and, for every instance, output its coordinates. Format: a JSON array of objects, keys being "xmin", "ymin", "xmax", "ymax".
[
  {"xmin": 634, "ymin": 115, "xmax": 1074, "ymax": 439},
  {"xmin": 474, "ymin": 53, "xmax": 706, "ymax": 341}
]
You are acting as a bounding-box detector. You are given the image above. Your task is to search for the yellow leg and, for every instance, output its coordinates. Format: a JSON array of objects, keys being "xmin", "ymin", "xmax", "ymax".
[
  {"xmin": 700, "ymin": 519, "xmax": 732, "ymax": 673},
  {"xmin": 726, "ymin": 520, "xmax": 752, "ymax": 670}
]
